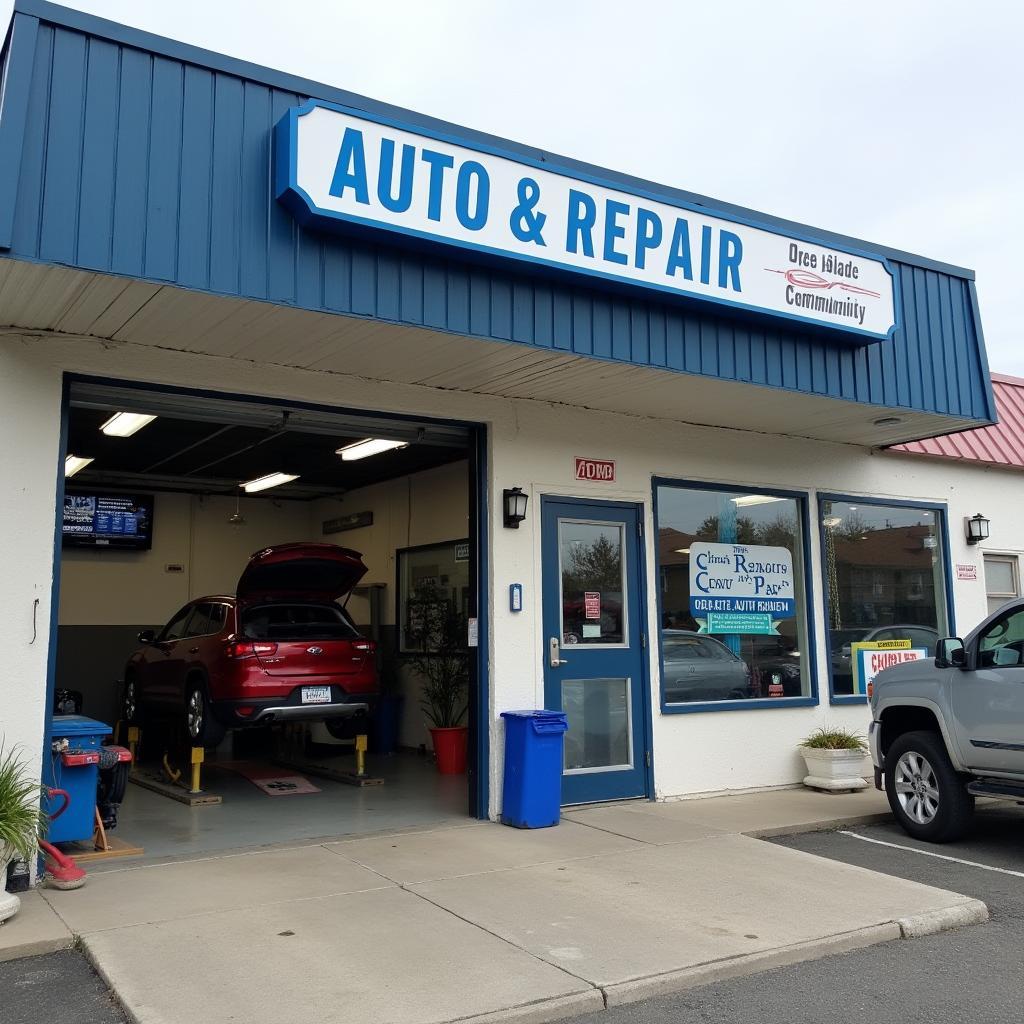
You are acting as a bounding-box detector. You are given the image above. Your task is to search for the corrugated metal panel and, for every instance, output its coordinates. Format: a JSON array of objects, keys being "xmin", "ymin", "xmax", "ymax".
[
  {"xmin": 0, "ymin": 6, "xmax": 997, "ymax": 426},
  {"xmin": 891, "ymin": 375, "xmax": 1024, "ymax": 469}
]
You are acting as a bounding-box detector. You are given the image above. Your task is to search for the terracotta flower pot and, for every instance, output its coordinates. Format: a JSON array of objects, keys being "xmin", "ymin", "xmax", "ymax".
[{"xmin": 430, "ymin": 726, "xmax": 468, "ymax": 775}]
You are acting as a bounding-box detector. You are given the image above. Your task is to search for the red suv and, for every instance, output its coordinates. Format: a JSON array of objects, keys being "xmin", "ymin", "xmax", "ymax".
[{"xmin": 124, "ymin": 543, "xmax": 377, "ymax": 746}]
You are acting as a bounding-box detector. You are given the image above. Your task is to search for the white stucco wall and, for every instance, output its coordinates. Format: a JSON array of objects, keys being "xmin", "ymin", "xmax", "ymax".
[{"xmin": 0, "ymin": 330, "xmax": 1018, "ymax": 820}]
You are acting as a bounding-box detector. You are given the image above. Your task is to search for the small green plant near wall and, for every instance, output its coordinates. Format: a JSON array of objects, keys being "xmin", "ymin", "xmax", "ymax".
[
  {"xmin": 0, "ymin": 742, "xmax": 48, "ymax": 861},
  {"xmin": 800, "ymin": 727, "xmax": 867, "ymax": 751}
]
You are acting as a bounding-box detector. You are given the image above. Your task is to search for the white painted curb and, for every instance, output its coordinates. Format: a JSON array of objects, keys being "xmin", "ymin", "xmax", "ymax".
[{"xmin": 897, "ymin": 899, "xmax": 990, "ymax": 938}]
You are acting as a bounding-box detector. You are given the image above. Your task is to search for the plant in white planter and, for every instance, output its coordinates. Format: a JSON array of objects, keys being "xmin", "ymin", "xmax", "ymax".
[
  {"xmin": 0, "ymin": 743, "xmax": 47, "ymax": 924},
  {"xmin": 799, "ymin": 727, "xmax": 870, "ymax": 792}
]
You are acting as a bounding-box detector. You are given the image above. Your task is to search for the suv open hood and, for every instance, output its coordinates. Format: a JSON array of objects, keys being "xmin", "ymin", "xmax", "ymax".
[{"xmin": 236, "ymin": 543, "xmax": 368, "ymax": 603}]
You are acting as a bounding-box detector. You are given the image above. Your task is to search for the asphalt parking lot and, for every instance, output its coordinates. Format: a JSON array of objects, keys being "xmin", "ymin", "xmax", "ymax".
[{"xmin": 570, "ymin": 803, "xmax": 1024, "ymax": 1024}]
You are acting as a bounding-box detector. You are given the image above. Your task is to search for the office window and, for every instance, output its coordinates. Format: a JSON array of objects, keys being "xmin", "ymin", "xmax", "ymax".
[
  {"xmin": 656, "ymin": 483, "xmax": 811, "ymax": 707},
  {"xmin": 984, "ymin": 555, "xmax": 1019, "ymax": 616},
  {"xmin": 821, "ymin": 499, "xmax": 947, "ymax": 696}
]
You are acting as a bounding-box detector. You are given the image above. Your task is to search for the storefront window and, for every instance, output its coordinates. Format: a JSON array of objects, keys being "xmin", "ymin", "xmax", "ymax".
[
  {"xmin": 820, "ymin": 499, "xmax": 947, "ymax": 697},
  {"xmin": 398, "ymin": 540, "xmax": 471, "ymax": 652},
  {"xmin": 655, "ymin": 483, "xmax": 812, "ymax": 707}
]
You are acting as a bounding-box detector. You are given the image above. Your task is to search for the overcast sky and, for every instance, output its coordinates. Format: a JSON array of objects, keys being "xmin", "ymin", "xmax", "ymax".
[{"xmin": 3, "ymin": 1, "xmax": 1021, "ymax": 372}]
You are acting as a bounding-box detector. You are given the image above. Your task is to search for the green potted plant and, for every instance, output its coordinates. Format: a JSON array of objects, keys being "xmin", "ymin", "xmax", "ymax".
[
  {"xmin": 798, "ymin": 726, "xmax": 869, "ymax": 792},
  {"xmin": 1, "ymin": 743, "xmax": 47, "ymax": 924},
  {"xmin": 405, "ymin": 584, "xmax": 470, "ymax": 774}
]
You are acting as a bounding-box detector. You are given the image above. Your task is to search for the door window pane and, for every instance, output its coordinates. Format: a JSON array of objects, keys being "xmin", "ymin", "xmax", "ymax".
[
  {"xmin": 821, "ymin": 500, "xmax": 947, "ymax": 695},
  {"xmin": 978, "ymin": 608, "xmax": 1024, "ymax": 667},
  {"xmin": 561, "ymin": 677, "xmax": 631, "ymax": 770},
  {"xmin": 398, "ymin": 540, "xmax": 471, "ymax": 652},
  {"xmin": 159, "ymin": 606, "xmax": 193, "ymax": 642},
  {"xmin": 656, "ymin": 485, "xmax": 810, "ymax": 705},
  {"xmin": 560, "ymin": 521, "xmax": 625, "ymax": 645}
]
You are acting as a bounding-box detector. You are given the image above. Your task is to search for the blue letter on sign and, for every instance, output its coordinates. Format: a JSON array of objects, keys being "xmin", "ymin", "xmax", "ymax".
[
  {"xmin": 566, "ymin": 189, "xmax": 596, "ymax": 257},
  {"xmin": 377, "ymin": 139, "xmax": 415, "ymax": 213},
  {"xmin": 603, "ymin": 199, "xmax": 630, "ymax": 266},
  {"xmin": 420, "ymin": 149, "xmax": 455, "ymax": 222},
  {"xmin": 634, "ymin": 207, "xmax": 662, "ymax": 270},
  {"xmin": 329, "ymin": 128, "xmax": 369, "ymax": 204},
  {"xmin": 718, "ymin": 230, "xmax": 743, "ymax": 291},
  {"xmin": 665, "ymin": 218, "xmax": 693, "ymax": 280},
  {"xmin": 455, "ymin": 161, "xmax": 490, "ymax": 231}
]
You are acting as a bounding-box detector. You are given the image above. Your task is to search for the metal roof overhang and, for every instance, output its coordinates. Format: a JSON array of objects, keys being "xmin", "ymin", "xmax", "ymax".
[{"xmin": 0, "ymin": 257, "xmax": 984, "ymax": 447}]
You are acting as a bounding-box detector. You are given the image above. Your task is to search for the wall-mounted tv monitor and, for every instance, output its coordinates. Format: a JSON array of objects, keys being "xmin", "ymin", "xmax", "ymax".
[{"xmin": 62, "ymin": 493, "xmax": 154, "ymax": 551}]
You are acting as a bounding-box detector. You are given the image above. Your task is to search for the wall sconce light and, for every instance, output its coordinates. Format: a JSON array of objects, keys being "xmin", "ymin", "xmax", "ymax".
[
  {"xmin": 503, "ymin": 487, "xmax": 529, "ymax": 529},
  {"xmin": 965, "ymin": 513, "xmax": 990, "ymax": 545}
]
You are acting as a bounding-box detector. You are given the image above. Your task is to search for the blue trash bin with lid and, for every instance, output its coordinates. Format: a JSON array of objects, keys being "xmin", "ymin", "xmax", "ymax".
[
  {"xmin": 500, "ymin": 710, "xmax": 568, "ymax": 828},
  {"xmin": 43, "ymin": 715, "xmax": 112, "ymax": 843}
]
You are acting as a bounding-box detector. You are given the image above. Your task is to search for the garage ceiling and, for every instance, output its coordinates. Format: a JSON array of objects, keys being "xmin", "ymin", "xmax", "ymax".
[{"xmin": 66, "ymin": 384, "xmax": 470, "ymax": 501}]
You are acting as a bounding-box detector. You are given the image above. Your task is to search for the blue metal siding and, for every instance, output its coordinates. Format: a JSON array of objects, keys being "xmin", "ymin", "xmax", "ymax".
[{"xmin": 0, "ymin": 8, "xmax": 996, "ymax": 424}]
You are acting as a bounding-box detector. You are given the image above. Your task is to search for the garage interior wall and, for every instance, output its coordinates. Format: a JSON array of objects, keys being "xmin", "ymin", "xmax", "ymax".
[
  {"xmin": 57, "ymin": 461, "xmax": 469, "ymax": 742},
  {"xmin": 310, "ymin": 460, "xmax": 470, "ymax": 749}
]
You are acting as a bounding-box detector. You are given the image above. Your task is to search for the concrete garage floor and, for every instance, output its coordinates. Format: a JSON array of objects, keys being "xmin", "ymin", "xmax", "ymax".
[
  {"xmin": 23, "ymin": 788, "xmax": 989, "ymax": 1024},
  {"xmin": 105, "ymin": 751, "xmax": 468, "ymax": 864}
]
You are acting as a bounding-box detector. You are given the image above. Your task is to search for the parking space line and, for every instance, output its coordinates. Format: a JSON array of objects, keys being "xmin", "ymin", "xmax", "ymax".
[{"xmin": 838, "ymin": 830, "xmax": 1024, "ymax": 879}]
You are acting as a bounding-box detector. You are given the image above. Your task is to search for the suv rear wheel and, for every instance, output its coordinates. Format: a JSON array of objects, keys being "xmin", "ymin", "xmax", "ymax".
[
  {"xmin": 185, "ymin": 679, "xmax": 225, "ymax": 748},
  {"xmin": 885, "ymin": 730, "xmax": 974, "ymax": 842}
]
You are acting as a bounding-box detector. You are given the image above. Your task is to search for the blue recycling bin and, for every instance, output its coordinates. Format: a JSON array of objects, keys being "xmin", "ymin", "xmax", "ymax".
[
  {"xmin": 500, "ymin": 710, "xmax": 568, "ymax": 829},
  {"xmin": 43, "ymin": 715, "xmax": 112, "ymax": 843}
]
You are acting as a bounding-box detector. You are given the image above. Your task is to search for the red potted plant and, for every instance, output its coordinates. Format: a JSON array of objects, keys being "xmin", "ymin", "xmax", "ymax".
[{"xmin": 406, "ymin": 585, "xmax": 469, "ymax": 774}]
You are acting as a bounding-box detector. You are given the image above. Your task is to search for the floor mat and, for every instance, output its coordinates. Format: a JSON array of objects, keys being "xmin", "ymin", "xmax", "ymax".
[{"xmin": 212, "ymin": 761, "xmax": 321, "ymax": 796}]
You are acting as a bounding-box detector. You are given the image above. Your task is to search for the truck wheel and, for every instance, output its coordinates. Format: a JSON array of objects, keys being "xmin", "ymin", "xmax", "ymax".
[
  {"xmin": 885, "ymin": 730, "xmax": 974, "ymax": 842},
  {"xmin": 185, "ymin": 680, "xmax": 225, "ymax": 749}
]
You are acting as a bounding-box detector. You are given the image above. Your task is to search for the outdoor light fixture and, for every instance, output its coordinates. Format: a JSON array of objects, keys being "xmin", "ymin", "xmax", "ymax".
[
  {"xmin": 732, "ymin": 494, "xmax": 785, "ymax": 508},
  {"xmin": 503, "ymin": 487, "xmax": 529, "ymax": 529},
  {"xmin": 873, "ymin": 416, "xmax": 903, "ymax": 427},
  {"xmin": 100, "ymin": 412, "xmax": 157, "ymax": 437},
  {"xmin": 64, "ymin": 455, "xmax": 93, "ymax": 478},
  {"xmin": 241, "ymin": 472, "xmax": 299, "ymax": 494},
  {"xmin": 965, "ymin": 513, "xmax": 990, "ymax": 545},
  {"xmin": 337, "ymin": 438, "xmax": 408, "ymax": 461}
]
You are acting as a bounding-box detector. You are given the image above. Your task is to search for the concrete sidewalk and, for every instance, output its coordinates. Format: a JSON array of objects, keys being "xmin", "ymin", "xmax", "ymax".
[{"xmin": 8, "ymin": 788, "xmax": 988, "ymax": 1024}]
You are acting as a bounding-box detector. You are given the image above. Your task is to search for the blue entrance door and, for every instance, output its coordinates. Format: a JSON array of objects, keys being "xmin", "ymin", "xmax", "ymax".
[{"xmin": 541, "ymin": 497, "xmax": 650, "ymax": 805}]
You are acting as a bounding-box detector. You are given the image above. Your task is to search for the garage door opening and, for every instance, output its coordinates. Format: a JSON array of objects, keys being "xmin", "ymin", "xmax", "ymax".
[{"xmin": 50, "ymin": 379, "xmax": 485, "ymax": 862}]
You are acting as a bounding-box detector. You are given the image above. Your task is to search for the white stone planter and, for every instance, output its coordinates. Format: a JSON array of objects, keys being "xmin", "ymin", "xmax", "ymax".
[
  {"xmin": 0, "ymin": 849, "xmax": 20, "ymax": 925},
  {"xmin": 799, "ymin": 747, "xmax": 869, "ymax": 792}
]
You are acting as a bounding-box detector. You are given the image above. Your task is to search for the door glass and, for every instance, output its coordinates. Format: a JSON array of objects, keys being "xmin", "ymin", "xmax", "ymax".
[
  {"xmin": 159, "ymin": 606, "xmax": 193, "ymax": 642},
  {"xmin": 560, "ymin": 521, "xmax": 625, "ymax": 645},
  {"xmin": 561, "ymin": 677, "xmax": 632, "ymax": 771},
  {"xmin": 978, "ymin": 608, "xmax": 1024, "ymax": 668}
]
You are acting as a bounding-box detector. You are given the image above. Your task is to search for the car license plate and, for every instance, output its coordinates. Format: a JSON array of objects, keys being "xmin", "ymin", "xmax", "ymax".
[{"xmin": 301, "ymin": 686, "xmax": 332, "ymax": 704}]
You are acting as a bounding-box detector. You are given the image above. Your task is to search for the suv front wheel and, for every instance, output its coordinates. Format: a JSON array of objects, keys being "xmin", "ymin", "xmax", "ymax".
[{"xmin": 885, "ymin": 730, "xmax": 974, "ymax": 842}]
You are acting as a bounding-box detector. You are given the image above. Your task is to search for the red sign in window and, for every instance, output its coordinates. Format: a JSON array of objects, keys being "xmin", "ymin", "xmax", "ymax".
[
  {"xmin": 575, "ymin": 457, "xmax": 615, "ymax": 482},
  {"xmin": 584, "ymin": 592, "xmax": 601, "ymax": 619}
]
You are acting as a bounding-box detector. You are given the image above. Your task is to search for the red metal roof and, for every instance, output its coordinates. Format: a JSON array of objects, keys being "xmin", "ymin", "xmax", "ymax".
[{"xmin": 890, "ymin": 374, "xmax": 1024, "ymax": 470}]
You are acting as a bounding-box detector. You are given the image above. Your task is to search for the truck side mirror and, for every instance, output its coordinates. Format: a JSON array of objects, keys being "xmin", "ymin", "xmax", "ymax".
[{"xmin": 936, "ymin": 636, "xmax": 966, "ymax": 669}]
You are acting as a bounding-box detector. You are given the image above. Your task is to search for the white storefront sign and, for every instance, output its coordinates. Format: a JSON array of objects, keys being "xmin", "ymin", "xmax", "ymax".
[
  {"xmin": 276, "ymin": 103, "xmax": 897, "ymax": 340},
  {"xmin": 688, "ymin": 542, "xmax": 795, "ymax": 632}
]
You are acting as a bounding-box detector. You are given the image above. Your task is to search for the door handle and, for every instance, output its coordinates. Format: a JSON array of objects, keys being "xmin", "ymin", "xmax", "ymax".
[
  {"xmin": 549, "ymin": 637, "xmax": 568, "ymax": 668},
  {"xmin": 189, "ymin": 647, "xmax": 200, "ymax": 654}
]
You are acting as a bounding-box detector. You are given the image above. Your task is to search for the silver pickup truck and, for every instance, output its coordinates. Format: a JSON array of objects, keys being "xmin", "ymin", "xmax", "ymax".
[{"xmin": 869, "ymin": 598, "xmax": 1024, "ymax": 842}]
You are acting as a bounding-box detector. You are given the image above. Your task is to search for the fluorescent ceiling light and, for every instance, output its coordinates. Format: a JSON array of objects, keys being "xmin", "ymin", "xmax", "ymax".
[
  {"xmin": 100, "ymin": 412, "xmax": 157, "ymax": 437},
  {"xmin": 64, "ymin": 455, "xmax": 94, "ymax": 477},
  {"xmin": 337, "ymin": 438, "xmax": 408, "ymax": 461},
  {"xmin": 731, "ymin": 495, "xmax": 785, "ymax": 508},
  {"xmin": 241, "ymin": 472, "xmax": 299, "ymax": 493},
  {"xmin": 675, "ymin": 548, "xmax": 690, "ymax": 555}
]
